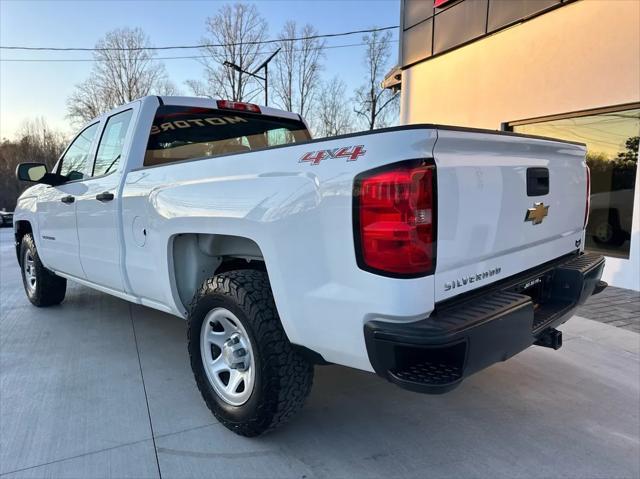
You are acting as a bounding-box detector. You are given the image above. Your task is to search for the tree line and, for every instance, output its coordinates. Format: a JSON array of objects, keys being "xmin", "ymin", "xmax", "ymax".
[
  {"xmin": 0, "ymin": 2, "xmax": 398, "ymax": 210},
  {"xmin": 0, "ymin": 119, "xmax": 68, "ymax": 212}
]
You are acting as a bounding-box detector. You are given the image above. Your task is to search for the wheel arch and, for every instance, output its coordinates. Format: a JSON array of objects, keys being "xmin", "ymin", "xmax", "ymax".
[
  {"xmin": 14, "ymin": 220, "xmax": 33, "ymax": 264},
  {"xmin": 169, "ymin": 233, "xmax": 267, "ymax": 314}
]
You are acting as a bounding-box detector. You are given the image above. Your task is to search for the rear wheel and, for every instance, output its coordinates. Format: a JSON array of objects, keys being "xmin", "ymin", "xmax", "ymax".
[
  {"xmin": 187, "ymin": 270, "xmax": 313, "ymax": 436},
  {"xmin": 20, "ymin": 233, "xmax": 66, "ymax": 307},
  {"xmin": 199, "ymin": 307, "xmax": 256, "ymax": 407},
  {"xmin": 591, "ymin": 209, "xmax": 626, "ymax": 247}
]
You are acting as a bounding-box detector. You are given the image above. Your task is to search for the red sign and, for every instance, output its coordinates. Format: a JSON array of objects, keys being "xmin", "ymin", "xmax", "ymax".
[{"xmin": 434, "ymin": 0, "xmax": 454, "ymax": 7}]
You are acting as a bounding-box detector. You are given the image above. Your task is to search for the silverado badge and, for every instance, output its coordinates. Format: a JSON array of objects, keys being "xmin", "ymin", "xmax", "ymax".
[{"xmin": 525, "ymin": 202, "xmax": 549, "ymax": 225}]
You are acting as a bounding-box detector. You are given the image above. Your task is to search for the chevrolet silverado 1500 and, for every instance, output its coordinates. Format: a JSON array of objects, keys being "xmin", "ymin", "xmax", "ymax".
[{"xmin": 14, "ymin": 96, "xmax": 606, "ymax": 436}]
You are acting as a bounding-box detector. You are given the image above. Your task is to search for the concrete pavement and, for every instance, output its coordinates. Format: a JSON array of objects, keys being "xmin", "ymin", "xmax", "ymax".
[{"xmin": 1, "ymin": 228, "xmax": 639, "ymax": 478}]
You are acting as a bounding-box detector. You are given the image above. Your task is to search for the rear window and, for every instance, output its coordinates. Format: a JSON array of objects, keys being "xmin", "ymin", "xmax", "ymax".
[{"xmin": 144, "ymin": 106, "xmax": 310, "ymax": 167}]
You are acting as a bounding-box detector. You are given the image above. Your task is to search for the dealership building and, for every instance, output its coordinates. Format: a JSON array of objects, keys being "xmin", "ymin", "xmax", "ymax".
[{"xmin": 387, "ymin": 0, "xmax": 640, "ymax": 290}]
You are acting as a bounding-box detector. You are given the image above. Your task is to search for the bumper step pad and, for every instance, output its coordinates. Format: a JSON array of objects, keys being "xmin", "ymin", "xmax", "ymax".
[
  {"xmin": 391, "ymin": 361, "xmax": 463, "ymax": 386},
  {"xmin": 364, "ymin": 252, "xmax": 606, "ymax": 394}
]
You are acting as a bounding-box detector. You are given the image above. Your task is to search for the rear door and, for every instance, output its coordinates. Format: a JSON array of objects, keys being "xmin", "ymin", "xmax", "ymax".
[
  {"xmin": 37, "ymin": 123, "xmax": 100, "ymax": 277},
  {"xmin": 76, "ymin": 107, "xmax": 135, "ymax": 292},
  {"xmin": 433, "ymin": 128, "xmax": 588, "ymax": 301}
]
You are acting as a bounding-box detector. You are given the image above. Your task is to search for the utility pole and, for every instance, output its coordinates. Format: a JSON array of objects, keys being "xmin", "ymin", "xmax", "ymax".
[{"xmin": 223, "ymin": 48, "xmax": 281, "ymax": 106}]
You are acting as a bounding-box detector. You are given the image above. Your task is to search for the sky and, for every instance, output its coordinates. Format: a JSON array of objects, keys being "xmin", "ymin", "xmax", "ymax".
[{"xmin": 0, "ymin": 0, "xmax": 400, "ymax": 140}]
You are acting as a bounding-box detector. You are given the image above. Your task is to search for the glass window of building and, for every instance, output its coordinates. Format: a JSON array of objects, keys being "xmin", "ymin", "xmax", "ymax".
[{"xmin": 511, "ymin": 106, "xmax": 639, "ymax": 259}]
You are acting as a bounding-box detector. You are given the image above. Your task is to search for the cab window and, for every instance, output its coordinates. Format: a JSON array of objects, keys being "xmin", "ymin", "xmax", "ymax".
[
  {"xmin": 58, "ymin": 123, "xmax": 100, "ymax": 180},
  {"xmin": 144, "ymin": 106, "xmax": 310, "ymax": 167},
  {"xmin": 92, "ymin": 109, "xmax": 133, "ymax": 176}
]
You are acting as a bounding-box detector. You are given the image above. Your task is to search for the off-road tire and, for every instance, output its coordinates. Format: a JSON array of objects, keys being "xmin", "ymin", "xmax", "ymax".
[
  {"xmin": 20, "ymin": 233, "xmax": 66, "ymax": 306},
  {"xmin": 187, "ymin": 269, "xmax": 314, "ymax": 437},
  {"xmin": 590, "ymin": 209, "xmax": 627, "ymax": 247}
]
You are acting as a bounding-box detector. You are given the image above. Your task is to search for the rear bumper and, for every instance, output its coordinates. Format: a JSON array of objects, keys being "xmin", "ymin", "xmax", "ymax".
[{"xmin": 364, "ymin": 252, "xmax": 605, "ymax": 394}]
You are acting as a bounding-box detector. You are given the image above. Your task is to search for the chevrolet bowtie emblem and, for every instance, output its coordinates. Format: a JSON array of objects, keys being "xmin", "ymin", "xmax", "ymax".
[{"xmin": 525, "ymin": 202, "xmax": 549, "ymax": 225}]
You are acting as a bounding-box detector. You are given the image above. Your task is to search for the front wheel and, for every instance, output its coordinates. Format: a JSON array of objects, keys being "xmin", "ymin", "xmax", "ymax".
[
  {"xmin": 20, "ymin": 233, "xmax": 66, "ymax": 307},
  {"xmin": 187, "ymin": 270, "xmax": 314, "ymax": 437}
]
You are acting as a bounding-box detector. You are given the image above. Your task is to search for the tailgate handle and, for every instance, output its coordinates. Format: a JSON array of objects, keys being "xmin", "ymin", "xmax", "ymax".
[{"xmin": 527, "ymin": 168, "xmax": 549, "ymax": 196}]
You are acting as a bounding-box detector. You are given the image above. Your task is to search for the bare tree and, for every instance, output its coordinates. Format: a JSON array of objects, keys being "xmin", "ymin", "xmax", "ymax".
[
  {"xmin": 273, "ymin": 21, "xmax": 297, "ymax": 112},
  {"xmin": 272, "ymin": 22, "xmax": 325, "ymax": 117},
  {"xmin": 184, "ymin": 79, "xmax": 210, "ymax": 98},
  {"xmin": 67, "ymin": 27, "xmax": 175, "ymax": 124},
  {"xmin": 297, "ymin": 24, "xmax": 325, "ymax": 118},
  {"xmin": 315, "ymin": 77, "xmax": 354, "ymax": 138},
  {"xmin": 188, "ymin": 3, "xmax": 268, "ymax": 101},
  {"xmin": 66, "ymin": 77, "xmax": 112, "ymax": 124},
  {"xmin": 353, "ymin": 29, "xmax": 398, "ymax": 130},
  {"xmin": 155, "ymin": 77, "xmax": 180, "ymax": 97}
]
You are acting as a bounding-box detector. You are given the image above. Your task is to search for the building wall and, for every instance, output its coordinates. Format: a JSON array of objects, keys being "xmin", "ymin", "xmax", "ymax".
[
  {"xmin": 401, "ymin": 0, "xmax": 639, "ymax": 127},
  {"xmin": 400, "ymin": 0, "xmax": 640, "ymax": 290}
]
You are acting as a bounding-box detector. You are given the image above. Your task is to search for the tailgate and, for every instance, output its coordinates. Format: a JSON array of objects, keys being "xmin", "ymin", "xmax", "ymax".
[{"xmin": 433, "ymin": 128, "xmax": 588, "ymax": 302}]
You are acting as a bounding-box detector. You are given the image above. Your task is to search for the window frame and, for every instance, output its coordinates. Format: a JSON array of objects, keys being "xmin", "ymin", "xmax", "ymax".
[
  {"xmin": 55, "ymin": 121, "xmax": 101, "ymax": 183},
  {"xmin": 90, "ymin": 108, "xmax": 134, "ymax": 179}
]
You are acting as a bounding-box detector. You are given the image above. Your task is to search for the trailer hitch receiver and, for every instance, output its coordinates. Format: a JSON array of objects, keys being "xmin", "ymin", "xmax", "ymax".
[{"xmin": 534, "ymin": 328, "xmax": 563, "ymax": 350}]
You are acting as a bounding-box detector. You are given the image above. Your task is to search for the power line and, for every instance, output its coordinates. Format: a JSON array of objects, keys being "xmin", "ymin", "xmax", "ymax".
[
  {"xmin": 0, "ymin": 25, "xmax": 398, "ymax": 52},
  {"xmin": 0, "ymin": 40, "xmax": 399, "ymax": 63}
]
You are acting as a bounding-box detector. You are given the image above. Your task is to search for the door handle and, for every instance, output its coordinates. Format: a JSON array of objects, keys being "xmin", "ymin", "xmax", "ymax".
[
  {"xmin": 96, "ymin": 191, "xmax": 114, "ymax": 202},
  {"xmin": 61, "ymin": 195, "xmax": 75, "ymax": 204}
]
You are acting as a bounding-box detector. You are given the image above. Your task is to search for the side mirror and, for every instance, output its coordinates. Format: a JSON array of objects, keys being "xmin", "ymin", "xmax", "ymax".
[
  {"xmin": 16, "ymin": 163, "xmax": 65, "ymax": 186},
  {"xmin": 16, "ymin": 163, "xmax": 47, "ymax": 182}
]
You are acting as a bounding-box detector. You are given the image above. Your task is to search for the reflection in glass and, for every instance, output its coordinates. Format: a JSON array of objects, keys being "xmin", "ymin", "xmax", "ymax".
[
  {"xmin": 59, "ymin": 123, "xmax": 100, "ymax": 180},
  {"xmin": 27, "ymin": 165, "xmax": 47, "ymax": 181},
  {"xmin": 93, "ymin": 110, "xmax": 133, "ymax": 177},
  {"xmin": 513, "ymin": 107, "xmax": 639, "ymax": 259},
  {"xmin": 144, "ymin": 106, "xmax": 310, "ymax": 167}
]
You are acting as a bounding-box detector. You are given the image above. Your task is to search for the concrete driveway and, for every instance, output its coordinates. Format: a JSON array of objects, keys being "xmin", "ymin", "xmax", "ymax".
[{"xmin": 1, "ymin": 227, "xmax": 639, "ymax": 479}]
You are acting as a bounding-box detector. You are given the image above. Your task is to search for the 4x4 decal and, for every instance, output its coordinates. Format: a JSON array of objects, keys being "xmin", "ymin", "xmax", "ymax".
[{"xmin": 299, "ymin": 145, "xmax": 366, "ymax": 165}]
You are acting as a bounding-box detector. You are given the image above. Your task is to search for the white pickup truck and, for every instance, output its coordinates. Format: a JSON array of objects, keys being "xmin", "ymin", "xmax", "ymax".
[{"xmin": 14, "ymin": 96, "xmax": 606, "ymax": 436}]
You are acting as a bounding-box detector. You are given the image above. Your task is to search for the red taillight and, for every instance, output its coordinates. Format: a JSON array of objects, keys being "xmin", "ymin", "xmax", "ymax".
[
  {"xmin": 216, "ymin": 100, "xmax": 261, "ymax": 113},
  {"xmin": 584, "ymin": 164, "xmax": 591, "ymax": 228},
  {"xmin": 354, "ymin": 161, "xmax": 436, "ymax": 277}
]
